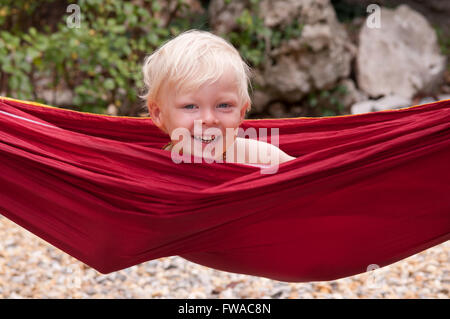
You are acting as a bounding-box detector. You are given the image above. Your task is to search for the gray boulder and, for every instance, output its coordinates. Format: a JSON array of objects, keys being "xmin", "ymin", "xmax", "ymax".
[
  {"xmin": 356, "ymin": 5, "xmax": 446, "ymax": 99},
  {"xmin": 209, "ymin": 0, "xmax": 356, "ymax": 105}
]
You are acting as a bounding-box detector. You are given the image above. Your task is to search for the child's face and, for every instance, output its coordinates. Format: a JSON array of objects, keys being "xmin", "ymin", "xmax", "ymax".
[{"xmin": 149, "ymin": 70, "xmax": 248, "ymax": 158}]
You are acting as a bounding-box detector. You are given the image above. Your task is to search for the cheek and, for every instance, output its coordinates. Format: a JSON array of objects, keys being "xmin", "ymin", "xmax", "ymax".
[
  {"xmin": 219, "ymin": 111, "xmax": 242, "ymax": 128},
  {"xmin": 218, "ymin": 114, "xmax": 241, "ymax": 145},
  {"xmin": 166, "ymin": 113, "xmax": 196, "ymax": 137}
]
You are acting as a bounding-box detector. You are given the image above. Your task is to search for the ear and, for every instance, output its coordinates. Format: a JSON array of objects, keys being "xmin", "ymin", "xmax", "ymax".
[{"xmin": 148, "ymin": 100, "xmax": 166, "ymax": 133}]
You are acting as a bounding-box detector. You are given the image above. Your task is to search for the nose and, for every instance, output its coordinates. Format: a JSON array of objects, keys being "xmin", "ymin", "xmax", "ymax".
[{"xmin": 200, "ymin": 108, "xmax": 219, "ymax": 125}]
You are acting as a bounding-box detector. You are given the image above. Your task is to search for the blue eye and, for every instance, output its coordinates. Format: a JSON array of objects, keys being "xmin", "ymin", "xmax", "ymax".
[
  {"xmin": 217, "ymin": 103, "xmax": 231, "ymax": 108},
  {"xmin": 183, "ymin": 104, "xmax": 196, "ymax": 110}
]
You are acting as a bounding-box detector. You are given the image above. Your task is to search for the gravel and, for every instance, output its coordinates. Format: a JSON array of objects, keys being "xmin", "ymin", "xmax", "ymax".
[{"xmin": 0, "ymin": 215, "xmax": 448, "ymax": 299}]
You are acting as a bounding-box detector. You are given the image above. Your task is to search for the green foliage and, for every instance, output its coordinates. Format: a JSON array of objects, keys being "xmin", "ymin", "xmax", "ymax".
[
  {"xmin": 434, "ymin": 26, "xmax": 450, "ymax": 74},
  {"xmin": 225, "ymin": 0, "xmax": 303, "ymax": 67},
  {"xmin": 0, "ymin": 0, "xmax": 205, "ymax": 114},
  {"xmin": 435, "ymin": 26, "xmax": 450, "ymax": 57},
  {"xmin": 0, "ymin": 0, "xmax": 339, "ymax": 117},
  {"xmin": 306, "ymin": 85, "xmax": 348, "ymax": 116}
]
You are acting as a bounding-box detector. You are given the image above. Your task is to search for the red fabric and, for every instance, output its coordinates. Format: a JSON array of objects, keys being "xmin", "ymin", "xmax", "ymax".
[{"xmin": 0, "ymin": 96, "xmax": 449, "ymax": 282}]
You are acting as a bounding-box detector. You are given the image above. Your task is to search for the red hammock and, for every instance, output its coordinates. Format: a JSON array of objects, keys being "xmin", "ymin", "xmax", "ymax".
[{"xmin": 0, "ymin": 96, "xmax": 449, "ymax": 282}]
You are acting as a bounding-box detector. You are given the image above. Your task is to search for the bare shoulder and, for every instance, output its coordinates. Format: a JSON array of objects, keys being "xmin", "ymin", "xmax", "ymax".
[{"xmin": 235, "ymin": 137, "xmax": 296, "ymax": 164}]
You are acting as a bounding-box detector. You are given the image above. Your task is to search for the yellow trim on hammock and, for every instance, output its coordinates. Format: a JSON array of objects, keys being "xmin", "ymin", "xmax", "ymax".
[
  {"xmin": 1, "ymin": 95, "xmax": 448, "ymax": 121},
  {"xmin": 0, "ymin": 96, "xmax": 147, "ymax": 119}
]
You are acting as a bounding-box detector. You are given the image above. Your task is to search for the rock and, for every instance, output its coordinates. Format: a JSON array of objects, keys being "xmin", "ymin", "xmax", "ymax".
[
  {"xmin": 264, "ymin": 0, "xmax": 355, "ymax": 102},
  {"xmin": 437, "ymin": 94, "xmax": 450, "ymax": 101},
  {"xmin": 441, "ymin": 85, "xmax": 450, "ymax": 94},
  {"xmin": 338, "ymin": 0, "xmax": 450, "ymax": 39},
  {"xmin": 351, "ymin": 100, "xmax": 374, "ymax": 115},
  {"xmin": 209, "ymin": 0, "xmax": 356, "ymax": 104},
  {"xmin": 220, "ymin": 287, "xmax": 235, "ymax": 298},
  {"xmin": 251, "ymin": 90, "xmax": 272, "ymax": 113},
  {"xmin": 208, "ymin": 0, "xmax": 246, "ymax": 34},
  {"xmin": 260, "ymin": 0, "xmax": 303, "ymax": 27},
  {"xmin": 38, "ymin": 89, "xmax": 73, "ymax": 106},
  {"xmin": 267, "ymin": 102, "xmax": 288, "ymax": 118},
  {"xmin": 289, "ymin": 105, "xmax": 306, "ymax": 117},
  {"xmin": 356, "ymin": 5, "xmax": 447, "ymax": 99},
  {"xmin": 333, "ymin": 79, "xmax": 368, "ymax": 110},
  {"xmin": 372, "ymin": 95, "xmax": 412, "ymax": 111},
  {"xmin": 418, "ymin": 97, "xmax": 436, "ymax": 105},
  {"xmin": 263, "ymin": 56, "xmax": 312, "ymax": 103},
  {"xmin": 106, "ymin": 104, "xmax": 118, "ymax": 116},
  {"xmin": 351, "ymin": 94, "xmax": 412, "ymax": 114}
]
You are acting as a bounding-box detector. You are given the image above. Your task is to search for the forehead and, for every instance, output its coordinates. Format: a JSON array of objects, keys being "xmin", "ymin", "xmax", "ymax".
[{"xmin": 164, "ymin": 69, "xmax": 240, "ymax": 100}]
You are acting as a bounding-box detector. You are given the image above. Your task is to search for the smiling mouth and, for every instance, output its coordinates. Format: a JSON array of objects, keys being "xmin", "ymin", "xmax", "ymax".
[{"xmin": 192, "ymin": 135, "xmax": 218, "ymax": 143}]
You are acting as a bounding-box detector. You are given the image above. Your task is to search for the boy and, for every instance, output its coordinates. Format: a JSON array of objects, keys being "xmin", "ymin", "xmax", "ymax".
[{"xmin": 141, "ymin": 29, "xmax": 295, "ymax": 166}]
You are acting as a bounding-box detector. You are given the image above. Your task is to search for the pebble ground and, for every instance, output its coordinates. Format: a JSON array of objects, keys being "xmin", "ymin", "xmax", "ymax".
[{"xmin": 0, "ymin": 215, "xmax": 448, "ymax": 299}]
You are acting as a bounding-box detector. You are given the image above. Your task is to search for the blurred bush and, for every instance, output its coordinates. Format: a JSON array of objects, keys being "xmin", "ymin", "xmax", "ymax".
[
  {"xmin": 0, "ymin": 0, "xmax": 308, "ymax": 116},
  {"xmin": 0, "ymin": 0, "xmax": 351, "ymax": 117},
  {"xmin": 0, "ymin": 0, "xmax": 208, "ymax": 115},
  {"xmin": 224, "ymin": 0, "xmax": 303, "ymax": 68}
]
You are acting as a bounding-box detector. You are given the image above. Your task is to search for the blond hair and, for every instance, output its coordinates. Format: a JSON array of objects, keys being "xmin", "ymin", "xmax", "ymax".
[{"xmin": 140, "ymin": 29, "xmax": 252, "ymax": 111}]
